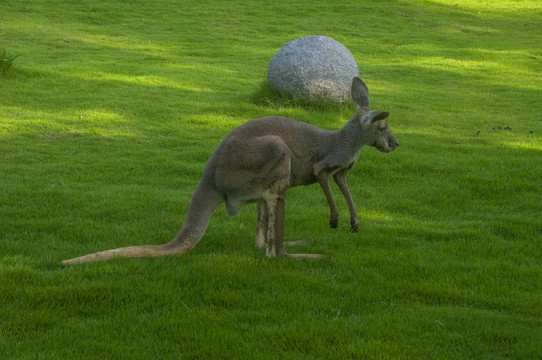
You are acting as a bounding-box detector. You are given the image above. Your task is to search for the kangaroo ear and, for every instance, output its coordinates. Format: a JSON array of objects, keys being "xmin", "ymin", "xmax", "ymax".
[
  {"xmin": 351, "ymin": 77, "xmax": 370, "ymax": 108},
  {"xmin": 363, "ymin": 111, "xmax": 390, "ymax": 125}
]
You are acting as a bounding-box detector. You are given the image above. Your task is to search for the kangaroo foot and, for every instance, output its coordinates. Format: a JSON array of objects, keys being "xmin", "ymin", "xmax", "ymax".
[
  {"xmin": 287, "ymin": 253, "xmax": 327, "ymax": 259},
  {"xmin": 284, "ymin": 240, "xmax": 309, "ymax": 246}
]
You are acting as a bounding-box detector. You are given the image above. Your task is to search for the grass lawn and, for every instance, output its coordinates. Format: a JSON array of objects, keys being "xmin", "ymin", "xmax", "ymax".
[{"xmin": 1, "ymin": 0, "xmax": 541, "ymax": 358}]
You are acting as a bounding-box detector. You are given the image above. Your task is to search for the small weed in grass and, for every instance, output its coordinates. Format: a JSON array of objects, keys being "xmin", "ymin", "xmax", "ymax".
[{"xmin": 0, "ymin": 48, "xmax": 20, "ymax": 75}]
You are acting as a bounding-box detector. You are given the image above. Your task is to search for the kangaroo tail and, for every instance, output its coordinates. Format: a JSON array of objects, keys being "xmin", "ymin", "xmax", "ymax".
[{"xmin": 61, "ymin": 177, "xmax": 224, "ymax": 265}]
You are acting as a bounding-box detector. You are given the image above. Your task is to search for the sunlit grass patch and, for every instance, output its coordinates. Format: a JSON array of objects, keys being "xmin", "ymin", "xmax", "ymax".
[{"xmin": 1, "ymin": 0, "xmax": 541, "ymax": 359}]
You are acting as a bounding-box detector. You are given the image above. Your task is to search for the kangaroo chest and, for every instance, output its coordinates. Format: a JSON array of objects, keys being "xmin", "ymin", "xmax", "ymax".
[{"xmin": 330, "ymin": 151, "xmax": 360, "ymax": 175}]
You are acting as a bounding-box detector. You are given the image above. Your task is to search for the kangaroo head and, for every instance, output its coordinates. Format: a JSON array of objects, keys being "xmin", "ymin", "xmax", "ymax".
[
  {"xmin": 362, "ymin": 111, "xmax": 399, "ymax": 153},
  {"xmin": 351, "ymin": 77, "xmax": 399, "ymax": 153}
]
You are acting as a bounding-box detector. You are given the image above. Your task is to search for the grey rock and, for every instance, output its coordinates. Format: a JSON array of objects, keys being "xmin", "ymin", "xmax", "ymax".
[{"xmin": 267, "ymin": 36, "xmax": 359, "ymax": 102}]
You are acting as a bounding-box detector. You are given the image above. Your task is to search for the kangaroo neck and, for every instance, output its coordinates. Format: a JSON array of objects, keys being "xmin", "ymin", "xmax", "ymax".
[{"xmin": 336, "ymin": 114, "xmax": 370, "ymax": 152}]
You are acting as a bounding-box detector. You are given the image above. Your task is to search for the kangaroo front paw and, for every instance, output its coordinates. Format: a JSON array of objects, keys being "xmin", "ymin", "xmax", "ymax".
[{"xmin": 350, "ymin": 218, "xmax": 359, "ymax": 233}]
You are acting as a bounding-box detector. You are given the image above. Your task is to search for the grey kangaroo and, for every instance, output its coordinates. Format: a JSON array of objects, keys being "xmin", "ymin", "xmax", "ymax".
[{"xmin": 62, "ymin": 77, "xmax": 398, "ymax": 265}]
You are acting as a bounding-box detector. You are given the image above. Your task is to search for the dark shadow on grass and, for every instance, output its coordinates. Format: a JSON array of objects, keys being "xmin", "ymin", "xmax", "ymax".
[{"xmin": 2, "ymin": 0, "xmax": 541, "ymax": 266}]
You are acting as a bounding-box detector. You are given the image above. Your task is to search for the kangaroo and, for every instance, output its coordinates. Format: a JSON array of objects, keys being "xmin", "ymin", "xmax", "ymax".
[{"xmin": 61, "ymin": 77, "xmax": 398, "ymax": 265}]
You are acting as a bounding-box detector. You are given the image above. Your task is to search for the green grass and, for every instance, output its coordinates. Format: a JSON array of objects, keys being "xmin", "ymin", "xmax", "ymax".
[{"xmin": 1, "ymin": 0, "xmax": 541, "ymax": 358}]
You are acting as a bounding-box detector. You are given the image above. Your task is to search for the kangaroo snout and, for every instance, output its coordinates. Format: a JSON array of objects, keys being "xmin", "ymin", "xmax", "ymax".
[
  {"xmin": 389, "ymin": 140, "xmax": 399, "ymax": 152},
  {"xmin": 386, "ymin": 131, "xmax": 399, "ymax": 152},
  {"xmin": 375, "ymin": 134, "xmax": 399, "ymax": 153}
]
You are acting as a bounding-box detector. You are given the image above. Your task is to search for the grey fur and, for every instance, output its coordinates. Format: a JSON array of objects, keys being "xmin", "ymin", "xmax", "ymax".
[{"xmin": 62, "ymin": 77, "xmax": 398, "ymax": 264}]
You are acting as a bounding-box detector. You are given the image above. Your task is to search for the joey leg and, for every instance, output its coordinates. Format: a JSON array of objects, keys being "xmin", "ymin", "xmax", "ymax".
[
  {"xmin": 255, "ymin": 201, "xmax": 268, "ymax": 248},
  {"xmin": 284, "ymin": 240, "xmax": 309, "ymax": 246},
  {"xmin": 333, "ymin": 171, "xmax": 359, "ymax": 233},
  {"xmin": 288, "ymin": 253, "xmax": 327, "ymax": 259},
  {"xmin": 265, "ymin": 195, "xmax": 325, "ymax": 259},
  {"xmin": 265, "ymin": 195, "xmax": 286, "ymax": 258}
]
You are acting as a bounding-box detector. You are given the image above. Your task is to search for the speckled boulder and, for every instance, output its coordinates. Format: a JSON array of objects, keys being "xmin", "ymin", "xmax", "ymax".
[{"xmin": 267, "ymin": 36, "xmax": 359, "ymax": 102}]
